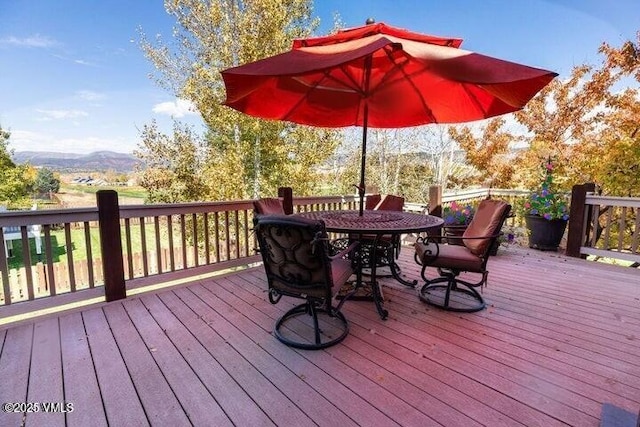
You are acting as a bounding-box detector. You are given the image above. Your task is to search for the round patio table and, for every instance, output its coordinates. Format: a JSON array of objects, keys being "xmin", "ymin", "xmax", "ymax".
[{"xmin": 296, "ymin": 210, "xmax": 443, "ymax": 319}]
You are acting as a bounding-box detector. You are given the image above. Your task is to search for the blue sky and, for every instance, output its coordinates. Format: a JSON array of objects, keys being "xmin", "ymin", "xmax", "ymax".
[{"xmin": 0, "ymin": 0, "xmax": 638, "ymax": 154}]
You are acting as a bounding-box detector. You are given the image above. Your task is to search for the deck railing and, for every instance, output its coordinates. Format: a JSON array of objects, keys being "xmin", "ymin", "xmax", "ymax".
[
  {"xmin": 566, "ymin": 184, "xmax": 640, "ymax": 264},
  {"xmin": 0, "ymin": 190, "xmax": 362, "ymax": 319},
  {"xmin": 2, "ymin": 184, "xmax": 636, "ymax": 322}
]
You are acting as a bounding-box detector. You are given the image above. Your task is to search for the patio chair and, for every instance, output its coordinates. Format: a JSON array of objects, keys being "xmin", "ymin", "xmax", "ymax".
[
  {"xmin": 253, "ymin": 197, "xmax": 286, "ymax": 215},
  {"xmin": 358, "ymin": 194, "xmax": 406, "ymax": 277},
  {"xmin": 414, "ymin": 199, "xmax": 511, "ymax": 312},
  {"xmin": 253, "ymin": 214, "xmax": 359, "ymax": 349},
  {"xmin": 365, "ymin": 193, "xmax": 381, "ymax": 210}
]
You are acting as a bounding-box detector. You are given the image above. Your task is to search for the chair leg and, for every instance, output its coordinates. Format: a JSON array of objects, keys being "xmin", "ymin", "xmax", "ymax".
[
  {"xmin": 274, "ymin": 301, "xmax": 349, "ymax": 350},
  {"xmin": 419, "ymin": 274, "xmax": 486, "ymax": 313}
]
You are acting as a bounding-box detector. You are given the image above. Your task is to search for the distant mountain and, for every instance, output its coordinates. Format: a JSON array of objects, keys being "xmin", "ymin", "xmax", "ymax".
[{"xmin": 12, "ymin": 151, "xmax": 141, "ymax": 172}]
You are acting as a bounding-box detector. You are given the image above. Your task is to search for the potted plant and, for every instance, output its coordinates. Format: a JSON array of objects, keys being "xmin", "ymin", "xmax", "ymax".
[
  {"xmin": 442, "ymin": 202, "xmax": 475, "ymax": 245},
  {"xmin": 522, "ymin": 159, "xmax": 570, "ymax": 251}
]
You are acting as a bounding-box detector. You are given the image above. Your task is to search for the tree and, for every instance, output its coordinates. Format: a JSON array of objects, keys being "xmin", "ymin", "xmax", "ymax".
[
  {"xmin": 33, "ymin": 168, "xmax": 61, "ymax": 198},
  {"xmin": 134, "ymin": 120, "xmax": 205, "ymax": 203},
  {"xmin": 332, "ymin": 125, "xmax": 472, "ymax": 204},
  {"xmin": 138, "ymin": 1, "xmax": 340, "ymax": 201},
  {"xmin": 0, "ymin": 125, "xmax": 34, "ymax": 207},
  {"xmin": 512, "ymin": 34, "xmax": 640, "ymax": 194},
  {"xmin": 448, "ymin": 118, "xmax": 516, "ymax": 188}
]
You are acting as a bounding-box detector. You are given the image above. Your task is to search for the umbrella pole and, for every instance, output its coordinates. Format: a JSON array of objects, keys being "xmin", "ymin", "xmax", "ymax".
[
  {"xmin": 358, "ymin": 55, "xmax": 373, "ymax": 217},
  {"xmin": 358, "ymin": 106, "xmax": 368, "ymax": 216}
]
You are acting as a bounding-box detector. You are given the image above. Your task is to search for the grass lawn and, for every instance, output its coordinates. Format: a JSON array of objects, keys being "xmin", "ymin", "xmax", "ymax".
[
  {"xmin": 63, "ymin": 184, "xmax": 147, "ymax": 199},
  {"xmin": 6, "ymin": 224, "xmax": 158, "ymax": 270}
]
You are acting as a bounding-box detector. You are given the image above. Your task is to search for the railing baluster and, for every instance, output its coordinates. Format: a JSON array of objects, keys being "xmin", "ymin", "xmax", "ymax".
[
  {"xmin": 180, "ymin": 214, "xmax": 187, "ymax": 268},
  {"xmin": 124, "ymin": 218, "xmax": 133, "ymax": 280},
  {"xmin": 192, "ymin": 213, "xmax": 198, "ymax": 267},
  {"xmin": 0, "ymin": 227, "xmax": 10, "ymax": 305},
  {"xmin": 224, "ymin": 211, "xmax": 230, "ymax": 261},
  {"xmin": 242, "ymin": 210, "xmax": 249, "ymax": 257},
  {"xmin": 139, "ymin": 217, "xmax": 148, "ymax": 276},
  {"xmin": 83, "ymin": 222, "xmax": 94, "ymax": 288},
  {"xmin": 154, "ymin": 216, "xmax": 162, "ymax": 274},
  {"xmin": 43, "ymin": 225, "xmax": 56, "ymax": 295},
  {"xmin": 234, "ymin": 211, "xmax": 240, "ymax": 259},
  {"xmin": 618, "ymin": 206, "xmax": 626, "ymax": 251},
  {"xmin": 204, "ymin": 213, "xmax": 210, "ymax": 264},
  {"xmin": 167, "ymin": 215, "xmax": 175, "ymax": 271},
  {"xmin": 631, "ymin": 210, "xmax": 639, "ymax": 253},
  {"xmin": 18, "ymin": 226, "xmax": 35, "ymax": 300},
  {"xmin": 214, "ymin": 212, "xmax": 220, "ymax": 263},
  {"xmin": 590, "ymin": 205, "xmax": 600, "ymax": 247},
  {"xmin": 603, "ymin": 208, "xmax": 613, "ymax": 249},
  {"xmin": 62, "ymin": 224, "xmax": 75, "ymax": 293}
]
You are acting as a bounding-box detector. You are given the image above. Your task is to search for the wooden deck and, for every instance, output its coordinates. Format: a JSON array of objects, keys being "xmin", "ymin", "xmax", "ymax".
[{"xmin": 1, "ymin": 246, "xmax": 639, "ymax": 426}]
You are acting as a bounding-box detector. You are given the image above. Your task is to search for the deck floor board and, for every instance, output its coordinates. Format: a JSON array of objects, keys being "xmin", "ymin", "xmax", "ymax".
[{"xmin": 1, "ymin": 246, "xmax": 639, "ymax": 426}]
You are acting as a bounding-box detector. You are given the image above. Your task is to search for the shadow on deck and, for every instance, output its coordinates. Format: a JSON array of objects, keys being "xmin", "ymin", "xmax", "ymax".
[{"xmin": 1, "ymin": 246, "xmax": 639, "ymax": 426}]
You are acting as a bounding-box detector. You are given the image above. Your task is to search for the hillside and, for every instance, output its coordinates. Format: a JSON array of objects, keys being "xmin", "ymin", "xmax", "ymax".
[{"xmin": 13, "ymin": 150, "xmax": 141, "ymax": 172}]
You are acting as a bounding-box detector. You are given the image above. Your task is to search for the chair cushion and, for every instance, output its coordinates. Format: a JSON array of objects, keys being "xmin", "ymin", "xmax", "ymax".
[
  {"xmin": 254, "ymin": 198, "xmax": 285, "ymax": 215},
  {"xmin": 365, "ymin": 194, "xmax": 381, "ymax": 210},
  {"xmin": 462, "ymin": 199, "xmax": 509, "ymax": 256},
  {"xmin": 330, "ymin": 258, "xmax": 354, "ymax": 291},
  {"xmin": 415, "ymin": 241, "xmax": 484, "ymax": 272},
  {"xmin": 374, "ymin": 194, "xmax": 405, "ymax": 211}
]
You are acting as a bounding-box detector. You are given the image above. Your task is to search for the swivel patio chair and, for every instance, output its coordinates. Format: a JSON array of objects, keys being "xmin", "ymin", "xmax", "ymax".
[
  {"xmin": 365, "ymin": 193, "xmax": 381, "ymax": 210},
  {"xmin": 253, "ymin": 197, "xmax": 286, "ymax": 215},
  {"xmin": 253, "ymin": 214, "xmax": 359, "ymax": 349},
  {"xmin": 358, "ymin": 195, "xmax": 406, "ymax": 279},
  {"xmin": 414, "ymin": 199, "xmax": 511, "ymax": 312}
]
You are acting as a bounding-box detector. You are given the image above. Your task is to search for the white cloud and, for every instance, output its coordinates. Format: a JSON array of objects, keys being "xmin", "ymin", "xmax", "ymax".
[
  {"xmin": 36, "ymin": 109, "xmax": 89, "ymax": 120},
  {"xmin": 74, "ymin": 59, "xmax": 96, "ymax": 67},
  {"xmin": 152, "ymin": 98, "xmax": 198, "ymax": 118},
  {"xmin": 0, "ymin": 34, "xmax": 58, "ymax": 48},
  {"xmin": 76, "ymin": 90, "xmax": 106, "ymax": 101}
]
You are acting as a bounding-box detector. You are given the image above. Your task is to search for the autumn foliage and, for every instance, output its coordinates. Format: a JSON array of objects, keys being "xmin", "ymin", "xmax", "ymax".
[{"xmin": 451, "ymin": 33, "xmax": 640, "ymax": 197}]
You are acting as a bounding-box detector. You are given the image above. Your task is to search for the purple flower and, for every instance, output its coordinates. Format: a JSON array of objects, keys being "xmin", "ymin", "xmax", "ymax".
[{"xmin": 543, "ymin": 213, "xmax": 552, "ymax": 220}]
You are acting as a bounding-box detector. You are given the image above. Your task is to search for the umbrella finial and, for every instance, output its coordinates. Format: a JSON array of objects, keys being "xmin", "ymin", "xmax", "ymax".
[{"xmin": 365, "ymin": 17, "xmax": 375, "ymax": 25}]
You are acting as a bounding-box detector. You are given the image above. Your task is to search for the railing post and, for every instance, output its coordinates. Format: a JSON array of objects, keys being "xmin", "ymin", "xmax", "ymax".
[
  {"xmin": 566, "ymin": 182, "xmax": 596, "ymax": 258},
  {"xmin": 278, "ymin": 187, "xmax": 294, "ymax": 215},
  {"xmin": 97, "ymin": 190, "xmax": 126, "ymax": 301},
  {"xmin": 428, "ymin": 185, "xmax": 442, "ymax": 217}
]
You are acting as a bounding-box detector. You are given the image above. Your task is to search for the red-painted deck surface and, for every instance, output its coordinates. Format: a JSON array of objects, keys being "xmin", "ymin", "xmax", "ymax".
[{"xmin": 1, "ymin": 246, "xmax": 639, "ymax": 426}]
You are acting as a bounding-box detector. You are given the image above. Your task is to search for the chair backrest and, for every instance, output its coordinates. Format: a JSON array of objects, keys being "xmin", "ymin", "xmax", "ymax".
[
  {"xmin": 462, "ymin": 199, "xmax": 511, "ymax": 256},
  {"xmin": 253, "ymin": 197, "xmax": 285, "ymax": 215},
  {"xmin": 374, "ymin": 194, "xmax": 405, "ymax": 211},
  {"xmin": 254, "ymin": 215, "xmax": 333, "ymax": 300},
  {"xmin": 365, "ymin": 194, "xmax": 381, "ymax": 210}
]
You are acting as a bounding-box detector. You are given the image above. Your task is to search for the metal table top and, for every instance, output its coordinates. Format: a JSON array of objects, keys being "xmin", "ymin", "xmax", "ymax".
[{"xmin": 296, "ymin": 210, "xmax": 443, "ymax": 234}]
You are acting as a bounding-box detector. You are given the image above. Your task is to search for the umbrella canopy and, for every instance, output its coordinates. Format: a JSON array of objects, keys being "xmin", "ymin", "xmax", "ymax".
[{"xmin": 221, "ymin": 22, "xmax": 557, "ymax": 213}]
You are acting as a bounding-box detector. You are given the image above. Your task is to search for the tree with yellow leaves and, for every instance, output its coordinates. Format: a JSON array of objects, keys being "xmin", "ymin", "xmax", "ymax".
[{"xmin": 138, "ymin": 0, "xmax": 340, "ymax": 202}]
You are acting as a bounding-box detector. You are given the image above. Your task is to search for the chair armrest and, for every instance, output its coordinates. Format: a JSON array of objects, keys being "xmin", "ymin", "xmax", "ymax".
[
  {"xmin": 414, "ymin": 235, "xmax": 440, "ymax": 264},
  {"xmin": 441, "ymin": 232, "xmax": 501, "ymax": 241}
]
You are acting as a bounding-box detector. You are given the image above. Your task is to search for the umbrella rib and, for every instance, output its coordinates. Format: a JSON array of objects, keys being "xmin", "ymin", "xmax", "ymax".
[
  {"xmin": 281, "ymin": 74, "xmax": 336, "ymax": 122},
  {"xmin": 382, "ymin": 49, "xmax": 438, "ymax": 123},
  {"xmin": 286, "ymin": 67, "xmax": 367, "ymax": 123},
  {"xmin": 291, "ymin": 76, "xmax": 359, "ymax": 94},
  {"xmin": 461, "ymin": 84, "xmax": 489, "ymax": 117},
  {"xmin": 322, "ymin": 66, "xmax": 367, "ymax": 96}
]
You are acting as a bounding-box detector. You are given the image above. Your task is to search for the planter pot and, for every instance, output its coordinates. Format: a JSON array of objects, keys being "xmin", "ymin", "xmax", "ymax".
[
  {"xmin": 443, "ymin": 225, "xmax": 467, "ymax": 246},
  {"xmin": 525, "ymin": 215, "xmax": 568, "ymax": 251}
]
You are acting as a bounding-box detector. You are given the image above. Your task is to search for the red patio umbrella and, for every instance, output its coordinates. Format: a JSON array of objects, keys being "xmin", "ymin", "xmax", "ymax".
[{"xmin": 221, "ymin": 21, "xmax": 557, "ymax": 214}]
